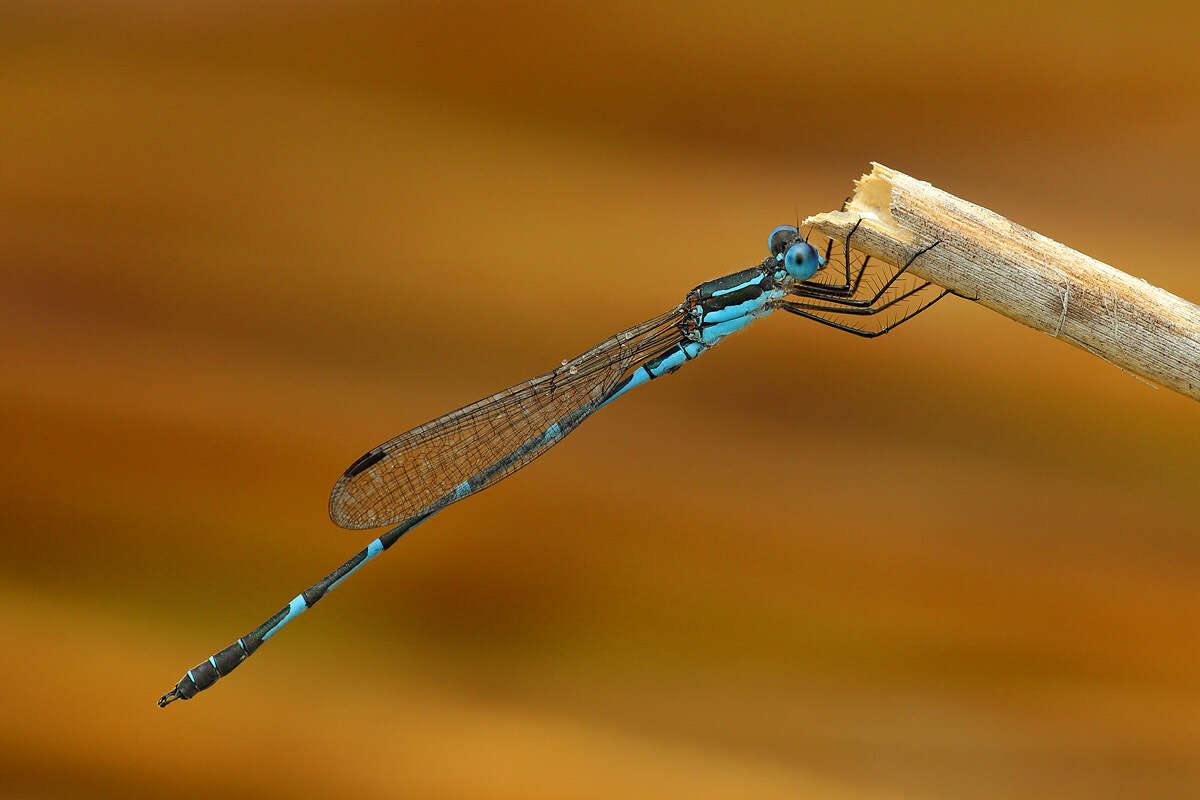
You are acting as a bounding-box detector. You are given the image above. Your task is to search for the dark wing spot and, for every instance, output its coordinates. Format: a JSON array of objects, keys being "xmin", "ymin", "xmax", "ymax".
[{"xmin": 343, "ymin": 449, "xmax": 387, "ymax": 478}]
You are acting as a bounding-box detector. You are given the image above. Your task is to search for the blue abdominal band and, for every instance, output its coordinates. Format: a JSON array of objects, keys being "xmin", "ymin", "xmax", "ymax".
[
  {"xmin": 328, "ymin": 538, "xmax": 385, "ymax": 592},
  {"xmin": 602, "ymin": 341, "xmax": 705, "ymax": 406},
  {"xmin": 261, "ymin": 594, "xmax": 309, "ymax": 641}
]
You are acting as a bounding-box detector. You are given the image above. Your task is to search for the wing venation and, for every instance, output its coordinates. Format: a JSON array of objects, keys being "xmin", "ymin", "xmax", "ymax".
[{"xmin": 329, "ymin": 308, "xmax": 684, "ymax": 529}]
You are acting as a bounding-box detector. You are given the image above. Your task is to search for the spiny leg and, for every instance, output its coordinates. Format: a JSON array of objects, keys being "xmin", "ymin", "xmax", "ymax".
[
  {"xmin": 799, "ymin": 218, "xmax": 862, "ymax": 295},
  {"xmin": 780, "ymin": 287, "xmax": 953, "ymax": 338},
  {"xmin": 792, "ymin": 239, "xmax": 941, "ymax": 309},
  {"xmin": 787, "ymin": 279, "xmax": 934, "ymax": 317},
  {"xmin": 780, "ymin": 233, "xmax": 968, "ymax": 337}
]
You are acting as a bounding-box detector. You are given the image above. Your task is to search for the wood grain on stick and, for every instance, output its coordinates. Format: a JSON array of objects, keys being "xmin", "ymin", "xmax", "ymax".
[{"xmin": 805, "ymin": 163, "xmax": 1200, "ymax": 401}]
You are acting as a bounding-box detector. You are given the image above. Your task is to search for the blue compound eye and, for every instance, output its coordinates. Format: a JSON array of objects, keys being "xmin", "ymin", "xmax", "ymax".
[
  {"xmin": 784, "ymin": 241, "xmax": 821, "ymax": 280},
  {"xmin": 768, "ymin": 225, "xmax": 799, "ymax": 258}
]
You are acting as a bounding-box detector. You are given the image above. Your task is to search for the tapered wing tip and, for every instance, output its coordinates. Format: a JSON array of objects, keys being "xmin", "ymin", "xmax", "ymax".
[
  {"xmin": 328, "ymin": 480, "xmax": 363, "ymax": 529},
  {"xmin": 328, "ymin": 474, "xmax": 390, "ymax": 530}
]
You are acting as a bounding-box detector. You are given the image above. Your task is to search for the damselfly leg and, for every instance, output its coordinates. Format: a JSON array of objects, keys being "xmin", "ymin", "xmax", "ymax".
[
  {"xmin": 798, "ymin": 217, "xmax": 861, "ymax": 296},
  {"xmin": 795, "ymin": 226, "xmax": 938, "ymax": 308},
  {"xmin": 781, "ymin": 224, "xmax": 962, "ymax": 338},
  {"xmin": 780, "ymin": 287, "xmax": 953, "ymax": 338}
]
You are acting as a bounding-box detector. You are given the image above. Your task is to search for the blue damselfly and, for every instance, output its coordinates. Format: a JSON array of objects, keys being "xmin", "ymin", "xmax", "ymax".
[{"xmin": 159, "ymin": 220, "xmax": 966, "ymax": 706}]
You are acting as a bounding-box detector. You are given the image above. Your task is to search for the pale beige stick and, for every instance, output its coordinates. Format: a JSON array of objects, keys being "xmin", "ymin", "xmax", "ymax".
[{"xmin": 805, "ymin": 163, "xmax": 1200, "ymax": 401}]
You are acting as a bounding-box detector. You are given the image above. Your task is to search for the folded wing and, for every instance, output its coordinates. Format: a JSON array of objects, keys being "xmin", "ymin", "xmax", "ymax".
[{"xmin": 329, "ymin": 308, "xmax": 684, "ymax": 529}]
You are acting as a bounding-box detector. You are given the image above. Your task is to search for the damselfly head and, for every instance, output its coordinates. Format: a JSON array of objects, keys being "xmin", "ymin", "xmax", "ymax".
[
  {"xmin": 768, "ymin": 225, "xmax": 800, "ymax": 258},
  {"xmin": 783, "ymin": 241, "xmax": 823, "ymax": 281}
]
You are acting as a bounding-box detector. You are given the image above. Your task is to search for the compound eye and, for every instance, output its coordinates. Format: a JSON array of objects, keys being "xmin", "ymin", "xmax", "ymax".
[
  {"xmin": 768, "ymin": 225, "xmax": 799, "ymax": 257},
  {"xmin": 784, "ymin": 241, "xmax": 821, "ymax": 280}
]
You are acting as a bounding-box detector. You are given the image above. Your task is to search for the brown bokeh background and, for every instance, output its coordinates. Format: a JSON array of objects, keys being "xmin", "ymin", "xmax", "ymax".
[{"xmin": 4, "ymin": 1, "xmax": 1200, "ymax": 797}]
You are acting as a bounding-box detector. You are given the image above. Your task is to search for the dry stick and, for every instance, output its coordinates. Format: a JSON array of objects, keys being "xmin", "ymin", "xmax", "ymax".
[{"xmin": 805, "ymin": 163, "xmax": 1200, "ymax": 401}]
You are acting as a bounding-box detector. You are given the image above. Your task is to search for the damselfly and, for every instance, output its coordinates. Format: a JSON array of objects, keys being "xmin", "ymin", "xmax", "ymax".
[{"xmin": 159, "ymin": 220, "xmax": 966, "ymax": 706}]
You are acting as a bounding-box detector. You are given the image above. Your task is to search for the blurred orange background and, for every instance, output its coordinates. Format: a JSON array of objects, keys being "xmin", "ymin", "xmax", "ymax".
[{"xmin": 3, "ymin": 1, "xmax": 1200, "ymax": 798}]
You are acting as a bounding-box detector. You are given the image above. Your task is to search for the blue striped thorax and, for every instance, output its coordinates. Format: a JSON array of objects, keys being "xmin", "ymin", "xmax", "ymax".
[
  {"xmin": 679, "ymin": 225, "xmax": 825, "ymax": 349},
  {"xmin": 683, "ymin": 259, "xmax": 782, "ymax": 347}
]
